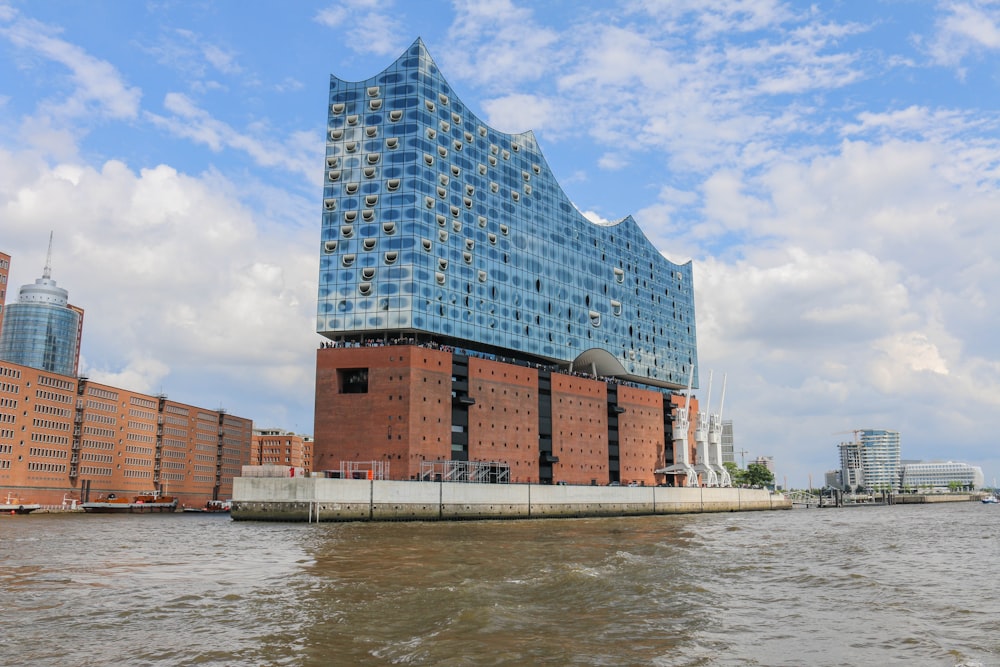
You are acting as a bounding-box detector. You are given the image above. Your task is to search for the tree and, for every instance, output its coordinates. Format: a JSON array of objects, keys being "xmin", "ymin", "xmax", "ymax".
[
  {"xmin": 743, "ymin": 463, "xmax": 774, "ymax": 488},
  {"xmin": 723, "ymin": 461, "xmax": 744, "ymax": 486}
]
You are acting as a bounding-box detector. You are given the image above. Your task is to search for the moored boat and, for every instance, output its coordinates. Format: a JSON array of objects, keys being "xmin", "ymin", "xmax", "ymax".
[
  {"xmin": 982, "ymin": 495, "xmax": 998, "ymax": 504},
  {"xmin": 182, "ymin": 499, "xmax": 231, "ymax": 513},
  {"xmin": 81, "ymin": 491, "xmax": 178, "ymax": 513},
  {"xmin": 1, "ymin": 494, "xmax": 42, "ymax": 514}
]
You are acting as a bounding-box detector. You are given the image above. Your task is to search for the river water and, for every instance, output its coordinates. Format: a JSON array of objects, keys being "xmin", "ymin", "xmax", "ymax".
[{"xmin": 1, "ymin": 502, "xmax": 997, "ymax": 666}]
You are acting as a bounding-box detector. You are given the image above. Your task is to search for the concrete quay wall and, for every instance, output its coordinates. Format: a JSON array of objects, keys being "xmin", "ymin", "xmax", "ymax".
[{"xmin": 231, "ymin": 478, "xmax": 790, "ymax": 522}]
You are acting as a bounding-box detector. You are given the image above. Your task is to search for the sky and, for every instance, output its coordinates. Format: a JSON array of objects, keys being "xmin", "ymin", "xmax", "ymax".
[{"xmin": 2, "ymin": 0, "xmax": 999, "ymax": 489}]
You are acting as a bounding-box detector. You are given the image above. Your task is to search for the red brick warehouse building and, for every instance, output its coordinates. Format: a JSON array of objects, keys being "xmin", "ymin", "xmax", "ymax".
[{"xmin": 313, "ymin": 41, "xmax": 705, "ymax": 486}]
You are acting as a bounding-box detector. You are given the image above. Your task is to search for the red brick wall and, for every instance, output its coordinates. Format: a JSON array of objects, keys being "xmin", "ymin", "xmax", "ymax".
[
  {"xmin": 314, "ymin": 346, "xmax": 452, "ymax": 479},
  {"xmin": 550, "ymin": 374, "xmax": 609, "ymax": 485},
  {"xmin": 467, "ymin": 357, "xmax": 539, "ymax": 483},
  {"xmin": 617, "ymin": 385, "xmax": 666, "ymax": 487}
]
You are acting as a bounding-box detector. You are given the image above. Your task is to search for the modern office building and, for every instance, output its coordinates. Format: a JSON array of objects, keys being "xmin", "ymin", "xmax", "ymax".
[
  {"xmin": 900, "ymin": 461, "xmax": 984, "ymax": 491},
  {"xmin": 0, "ymin": 237, "xmax": 83, "ymax": 377},
  {"xmin": 251, "ymin": 428, "xmax": 313, "ymax": 473},
  {"xmin": 721, "ymin": 419, "xmax": 735, "ymax": 464},
  {"xmin": 838, "ymin": 429, "xmax": 901, "ymax": 491},
  {"xmin": 314, "ymin": 40, "xmax": 705, "ymax": 486},
  {"xmin": 750, "ymin": 456, "xmax": 774, "ymax": 473}
]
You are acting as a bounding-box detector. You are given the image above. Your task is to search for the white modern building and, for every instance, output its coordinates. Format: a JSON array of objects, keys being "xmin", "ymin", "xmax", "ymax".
[{"xmin": 900, "ymin": 461, "xmax": 984, "ymax": 491}]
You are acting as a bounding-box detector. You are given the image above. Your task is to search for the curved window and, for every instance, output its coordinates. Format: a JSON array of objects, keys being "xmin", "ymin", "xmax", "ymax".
[
  {"xmin": 386, "ymin": 178, "xmax": 400, "ymax": 191},
  {"xmin": 330, "ymin": 129, "xmax": 344, "ymax": 140},
  {"xmin": 365, "ymin": 194, "xmax": 379, "ymax": 207},
  {"xmin": 389, "ymin": 110, "xmax": 403, "ymax": 122},
  {"xmin": 323, "ymin": 240, "xmax": 338, "ymax": 253},
  {"xmin": 363, "ymin": 166, "xmax": 376, "ymax": 178},
  {"xmin": 435, "ymin": 272, "xmax": 446, "ymax": 285},
  {"xmin": 385, "ymin": 137, "xmax": 398, "ymax": 149},
  {"xmin": 365, "ymin": 126, "xmax": 378, "ymax": 138},
  {"xmin": 358, "ymin": 282, "xmax": 372, "ymax": 295},
  {"xmin": 367, "ymin": 153, "xmax": 380, "ymax": 164},
  {"xmin": 363, "ymin": 238, "xmax": 377, "ymax": 251},
  {"xmin": 342, "ymin": 254, "xmax": 356, "ymax": 267},
  {"xmin": 323, "ymin": 198, "xmax": 337, "ymax": 211},
  {"xmin": 369, "ymin": 99, "xmax": 382, "ymax": 111},
  {"xmin": 326, "ymin": 156, "xmax": 339, "ymax": 168},
  {"xmin": 384, "ymin": 251, "xmax": 398, "ymax": 265},
  {"xmin": 421, "ymin": 238, "xmax": 432, "ymax": 251},
  {"xmin": 328, "ymin": 170, "xmax": 341, "ymax": 182},
  {"xmin": 382, "ymin": 222, "xmax": 396, "ymax": 235},
  {"xmin": 346, "ymin": 114, "xmax": 359, "ymax": 126},
  {"xmin": 362, "ymin": 209, "xmax": 375, "ymax": 221},
  {"xmin": 344, "ymin": 210, "xmax": 358, "ymax": 223},
  {"xmin": 331, "ymin": 103, "xmax": 345, "ymax": 114},
  {"xmin": 361, "ymin": 267, "xmax": 376, "ymax": 280},
  {"xmin": 341, "ymin": 225, "xmax": 354, "ymax": 238},
  {"xmin": 367, "ymin": 86, "xmax": 380, "ymax": 98}
]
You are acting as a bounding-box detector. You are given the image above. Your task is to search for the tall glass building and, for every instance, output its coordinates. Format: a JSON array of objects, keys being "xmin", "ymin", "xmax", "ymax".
[
  {"xmin": 839, "ymin": 429, "xmax": 901, "ymax": 491},
  {"xmin": 317, "ymin": 39, "xmax": 698, "ymax": 390},
  {"xmin": 0, "ymin": 246, "xmax": 81, "ymax": 377}
]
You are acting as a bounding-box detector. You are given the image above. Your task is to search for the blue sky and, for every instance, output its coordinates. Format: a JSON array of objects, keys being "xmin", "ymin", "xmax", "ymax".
[{"xmin": 2, "ymin": 0, "xmax": 999, "ymax": 488}]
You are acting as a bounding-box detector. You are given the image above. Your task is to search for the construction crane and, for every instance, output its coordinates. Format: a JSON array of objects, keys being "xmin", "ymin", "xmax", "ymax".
[{"xmin": 736, "ymin": 449, "xmax": 749, "ymax": 468}]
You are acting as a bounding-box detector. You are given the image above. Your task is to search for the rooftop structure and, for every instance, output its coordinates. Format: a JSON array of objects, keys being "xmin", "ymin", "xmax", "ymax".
[{"xmin": 316, "ymin": 39, "xmax": 697, "ymax": 390}]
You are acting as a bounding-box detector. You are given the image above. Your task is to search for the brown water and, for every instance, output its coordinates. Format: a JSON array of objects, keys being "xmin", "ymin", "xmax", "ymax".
[{"xmin": 1, "ymin": 503, "xmax": 998, "ymax": 666}]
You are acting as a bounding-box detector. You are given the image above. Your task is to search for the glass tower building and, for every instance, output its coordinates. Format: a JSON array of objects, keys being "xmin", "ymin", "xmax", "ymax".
[
  {"xmin": 839, "ymin": 429, "xmax": 901, "ymax": 491},
  {"xmin": 317, "ymin": 39, "xmax": 698, "ymax": 390},
  {"xmin": 0, "ymin": 247, "xmax": 81, "ymax": 377}
]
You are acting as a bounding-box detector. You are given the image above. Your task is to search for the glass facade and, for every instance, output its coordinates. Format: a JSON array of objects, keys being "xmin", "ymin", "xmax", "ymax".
[
  {"xmin": 839, "ymin": 429, "xmax": 901, "ymax": 490},
  {"xmin": 317, "ymin": 39, "xmax": 698, "ymax": 389},
  {"xmin": 0, "ymin": 275, "xmax": 81, "ymax": 377}
]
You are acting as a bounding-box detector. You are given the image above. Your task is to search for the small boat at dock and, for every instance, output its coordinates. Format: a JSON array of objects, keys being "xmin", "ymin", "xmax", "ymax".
[
  {"xmin": 1, "ymin": 493, "xmax": 42, "ymax": 514},
  {"xmin": 182, "ymin": 499, "xmax": 231, "ymax": 513},
  {"xmin": 81, "ymin": 491, "xmax": 178, "ymax": 513}
]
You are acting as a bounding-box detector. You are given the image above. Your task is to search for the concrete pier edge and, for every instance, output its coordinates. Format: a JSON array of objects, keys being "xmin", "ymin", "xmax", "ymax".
[{"xmin": 231, "ymin": 477, "xmax": 790, "ymax": 522}]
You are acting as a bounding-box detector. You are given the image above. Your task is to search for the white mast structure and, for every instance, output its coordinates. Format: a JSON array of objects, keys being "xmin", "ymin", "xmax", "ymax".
[
  {"xmin": 655, "ymin": 366, "xmax": 697, "ymax": 486},
  {"xmin": 693, "ymin": 370, "xmax": 718, "ymax": 487},
  {"xmin": 708, "ymin": 373, "xmax": 731, "ymax": 487}
]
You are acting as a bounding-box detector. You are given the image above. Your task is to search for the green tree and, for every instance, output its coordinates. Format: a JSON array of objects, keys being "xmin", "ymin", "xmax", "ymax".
[
  {"xmin": 723, "ymin": 461, "xmax": 744, "ymax": 485},
  {"xmin": 743, "ymin": 463, "xmax": 775, "ymax": 488}
]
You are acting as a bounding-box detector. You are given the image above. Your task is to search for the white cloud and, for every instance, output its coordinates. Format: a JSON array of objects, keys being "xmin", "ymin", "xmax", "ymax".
[
  {"xmin": 0, "ymin": 147, "xmax": 319, "ymax": 428},
  {"xmin": 0, "ymin": 9, "xmax": 141, "ymax": 121},
  {"xmin": 145, "ymin": 93, "xmax": 322, "ymax": 184},
  {"xmin": 928, "ymin": 1, "xmax": 1000, "ymax": 68},
  {"xmin": 314, "ymin": 1, "xmax": 406, "ymax": 56}
]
